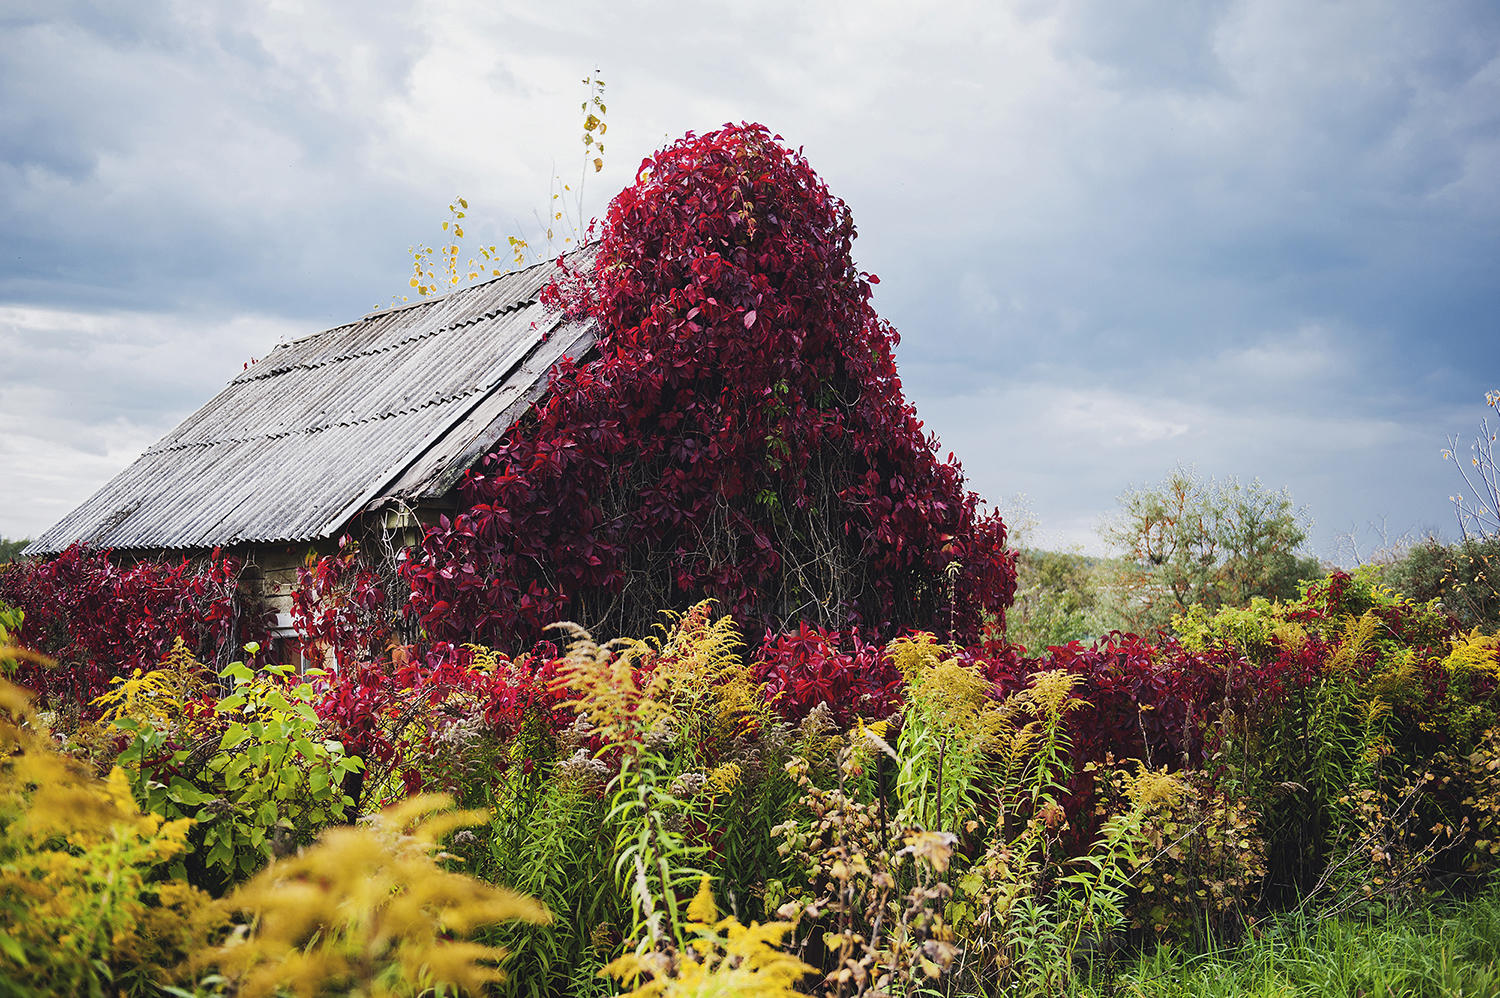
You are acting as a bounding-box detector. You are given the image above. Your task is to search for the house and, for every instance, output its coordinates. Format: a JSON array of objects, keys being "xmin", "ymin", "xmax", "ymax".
[{"xmin": 26, "ymin": 250, "xmax": 596, "ymax": 645}]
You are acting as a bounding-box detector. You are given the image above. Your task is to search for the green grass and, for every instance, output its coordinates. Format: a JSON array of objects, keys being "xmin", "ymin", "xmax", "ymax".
[{"xmin": 1074, "ymin": 888, "xmax": 1500, "ymax": 998}]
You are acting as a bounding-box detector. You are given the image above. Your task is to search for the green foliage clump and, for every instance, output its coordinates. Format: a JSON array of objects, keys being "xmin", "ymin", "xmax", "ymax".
[
  {"xmin": 1172, "ymin": 597, "xmax": 1284, "ymax": 663},
  {"xmin": 1379, "ymin": 535, "xmax": 1500, "ymax": 630},
  {"xmin": 104, "ymin": 644, "xmax": 362, "ymax": 889},
  {"xmin": 1007, "ymin": 548, "xmax": 1112, "ymax": 650},
  {"xmin": 488, "ymin": 604, "xmax": 804, "ymax": 995},
  {"xmin": 1118, "ymin": 768, "xmax": 1267, "ymax": 942},
  {"xmin": 1100, "ymin": 467, "xmax": 1320, "ymax": 633},
  {"xmin": 890, "ymin": 633, "xmax": 1019, "ymax": 830},
  {"xmin": 1458, "ymin": 726, "xmax": 1500, "ymax": 870}
]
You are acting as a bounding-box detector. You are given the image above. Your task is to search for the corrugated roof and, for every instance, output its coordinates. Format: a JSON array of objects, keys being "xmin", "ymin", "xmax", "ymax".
[{"xmin": 28, "ymin": 249, "xmax": 596, "ymax": 555}]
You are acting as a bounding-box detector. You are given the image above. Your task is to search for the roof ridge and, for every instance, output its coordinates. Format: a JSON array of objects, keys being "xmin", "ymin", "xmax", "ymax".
[
  {"xmin": 141, "ymin": 385, "xmax": 486, "ymax": 454},
  {"xmin": 239, "ymin": 297, "xmax": 539, "ymax": 384}
]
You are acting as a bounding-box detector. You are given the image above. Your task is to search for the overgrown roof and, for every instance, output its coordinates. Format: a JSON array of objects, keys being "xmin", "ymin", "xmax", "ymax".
[{"xmin": 28, "ymin": 250, "xmax": 595, "ymax": 556}]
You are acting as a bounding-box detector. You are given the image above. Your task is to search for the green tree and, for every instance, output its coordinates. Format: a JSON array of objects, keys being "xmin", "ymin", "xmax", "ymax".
[
  {"xmin": 0, "ymin": 538, "xmax": 28, "ymax": 565},
  {"xmin": 1099, "ymin": 467, "xmax": 1320, "ymax": 633},
  {"xmin": 1007, "ymin": 548, "xmax": 1110, "ymax": 651}
]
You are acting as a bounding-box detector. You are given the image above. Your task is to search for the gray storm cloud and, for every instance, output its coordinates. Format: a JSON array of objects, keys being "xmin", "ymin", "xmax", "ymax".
[{"xmin": 2, "ymin": 0, "xmax": 1496, "ymax": 558}]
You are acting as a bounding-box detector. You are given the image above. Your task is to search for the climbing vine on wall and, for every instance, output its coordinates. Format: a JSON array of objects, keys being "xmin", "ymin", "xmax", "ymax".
[{"xmin": 402, "ymin": 123, "xmax": 1015, "ymax": 649}]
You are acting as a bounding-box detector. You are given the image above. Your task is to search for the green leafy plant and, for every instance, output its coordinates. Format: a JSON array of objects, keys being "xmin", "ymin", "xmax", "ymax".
[
  {"xmin": 1118, "ymin": 768, "xmax": 1267, "ymax": 942},
  {"xmin": 550, "ymin": 620, "xmax": 707, "ymax": 949},
  {"xmin": 107, "ymin": 649, "xmax": 362, "ymax": 888},
  {"xmin": 772, "ymin": 747, "xmax": 960, "ymax": 997},
  {"xmin": 890, "ymin": 633, "xmax": 1015, "ymax": 832},
  {"xmin": 945, "ymin": 693, "xmax": 1145, "ymax": 997}
]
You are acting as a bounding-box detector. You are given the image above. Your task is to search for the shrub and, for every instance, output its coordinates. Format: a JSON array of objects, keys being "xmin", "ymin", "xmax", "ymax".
[
  {"xmin": 1119, "ymin": 768, "xmax": 1267, "ymax": 942},
  {"xmin": 753, "ymin": 623, "xmax": 901, "ymax": 725},
  {"xmin": 0, "ymin": 544, "xmax": 267, "ymax": 715},
  {"xmin": 104, "ymin": 648, "xmax": 362, "ymax": 891},
  {"xmin": 1032, "ymin": 633, "xmax": 1231, "ymax": 783},
  {"xmin": 1463, "ymin": 726, "xmax": 1500, "ymax": 871},
  {"xmin": 771, "ymin": 748, "xmax": 961, "ymax": 996},
  {"xmin": 1379, "ymin": 536, "xmax": 1500, "ymax": 631}
]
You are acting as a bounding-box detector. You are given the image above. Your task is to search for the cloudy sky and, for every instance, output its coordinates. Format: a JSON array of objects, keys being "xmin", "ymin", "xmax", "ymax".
[{"xmin": 2, "ymin": 0, "xmax": 1497, "ymax": 561}]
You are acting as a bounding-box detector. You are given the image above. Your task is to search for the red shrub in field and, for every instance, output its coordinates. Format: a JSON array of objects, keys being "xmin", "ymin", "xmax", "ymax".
[
  {"xmin": 402, "ymin": 123, "xmax": 1015, "ymax": 650},
  {"xmin": 0, "ymin": 543, "xmax": 266, "ymax": 712},
  {"xmin": 1033, "ymin": 633, "xmax": 1233, "ymax": 772},
  {"xmin": 307, "ymin": 640, "xmax": 568, "ymax": 806},
  {"xmin": 753, "ymin": 622, "xmax": 902, "ymax": 724}
]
